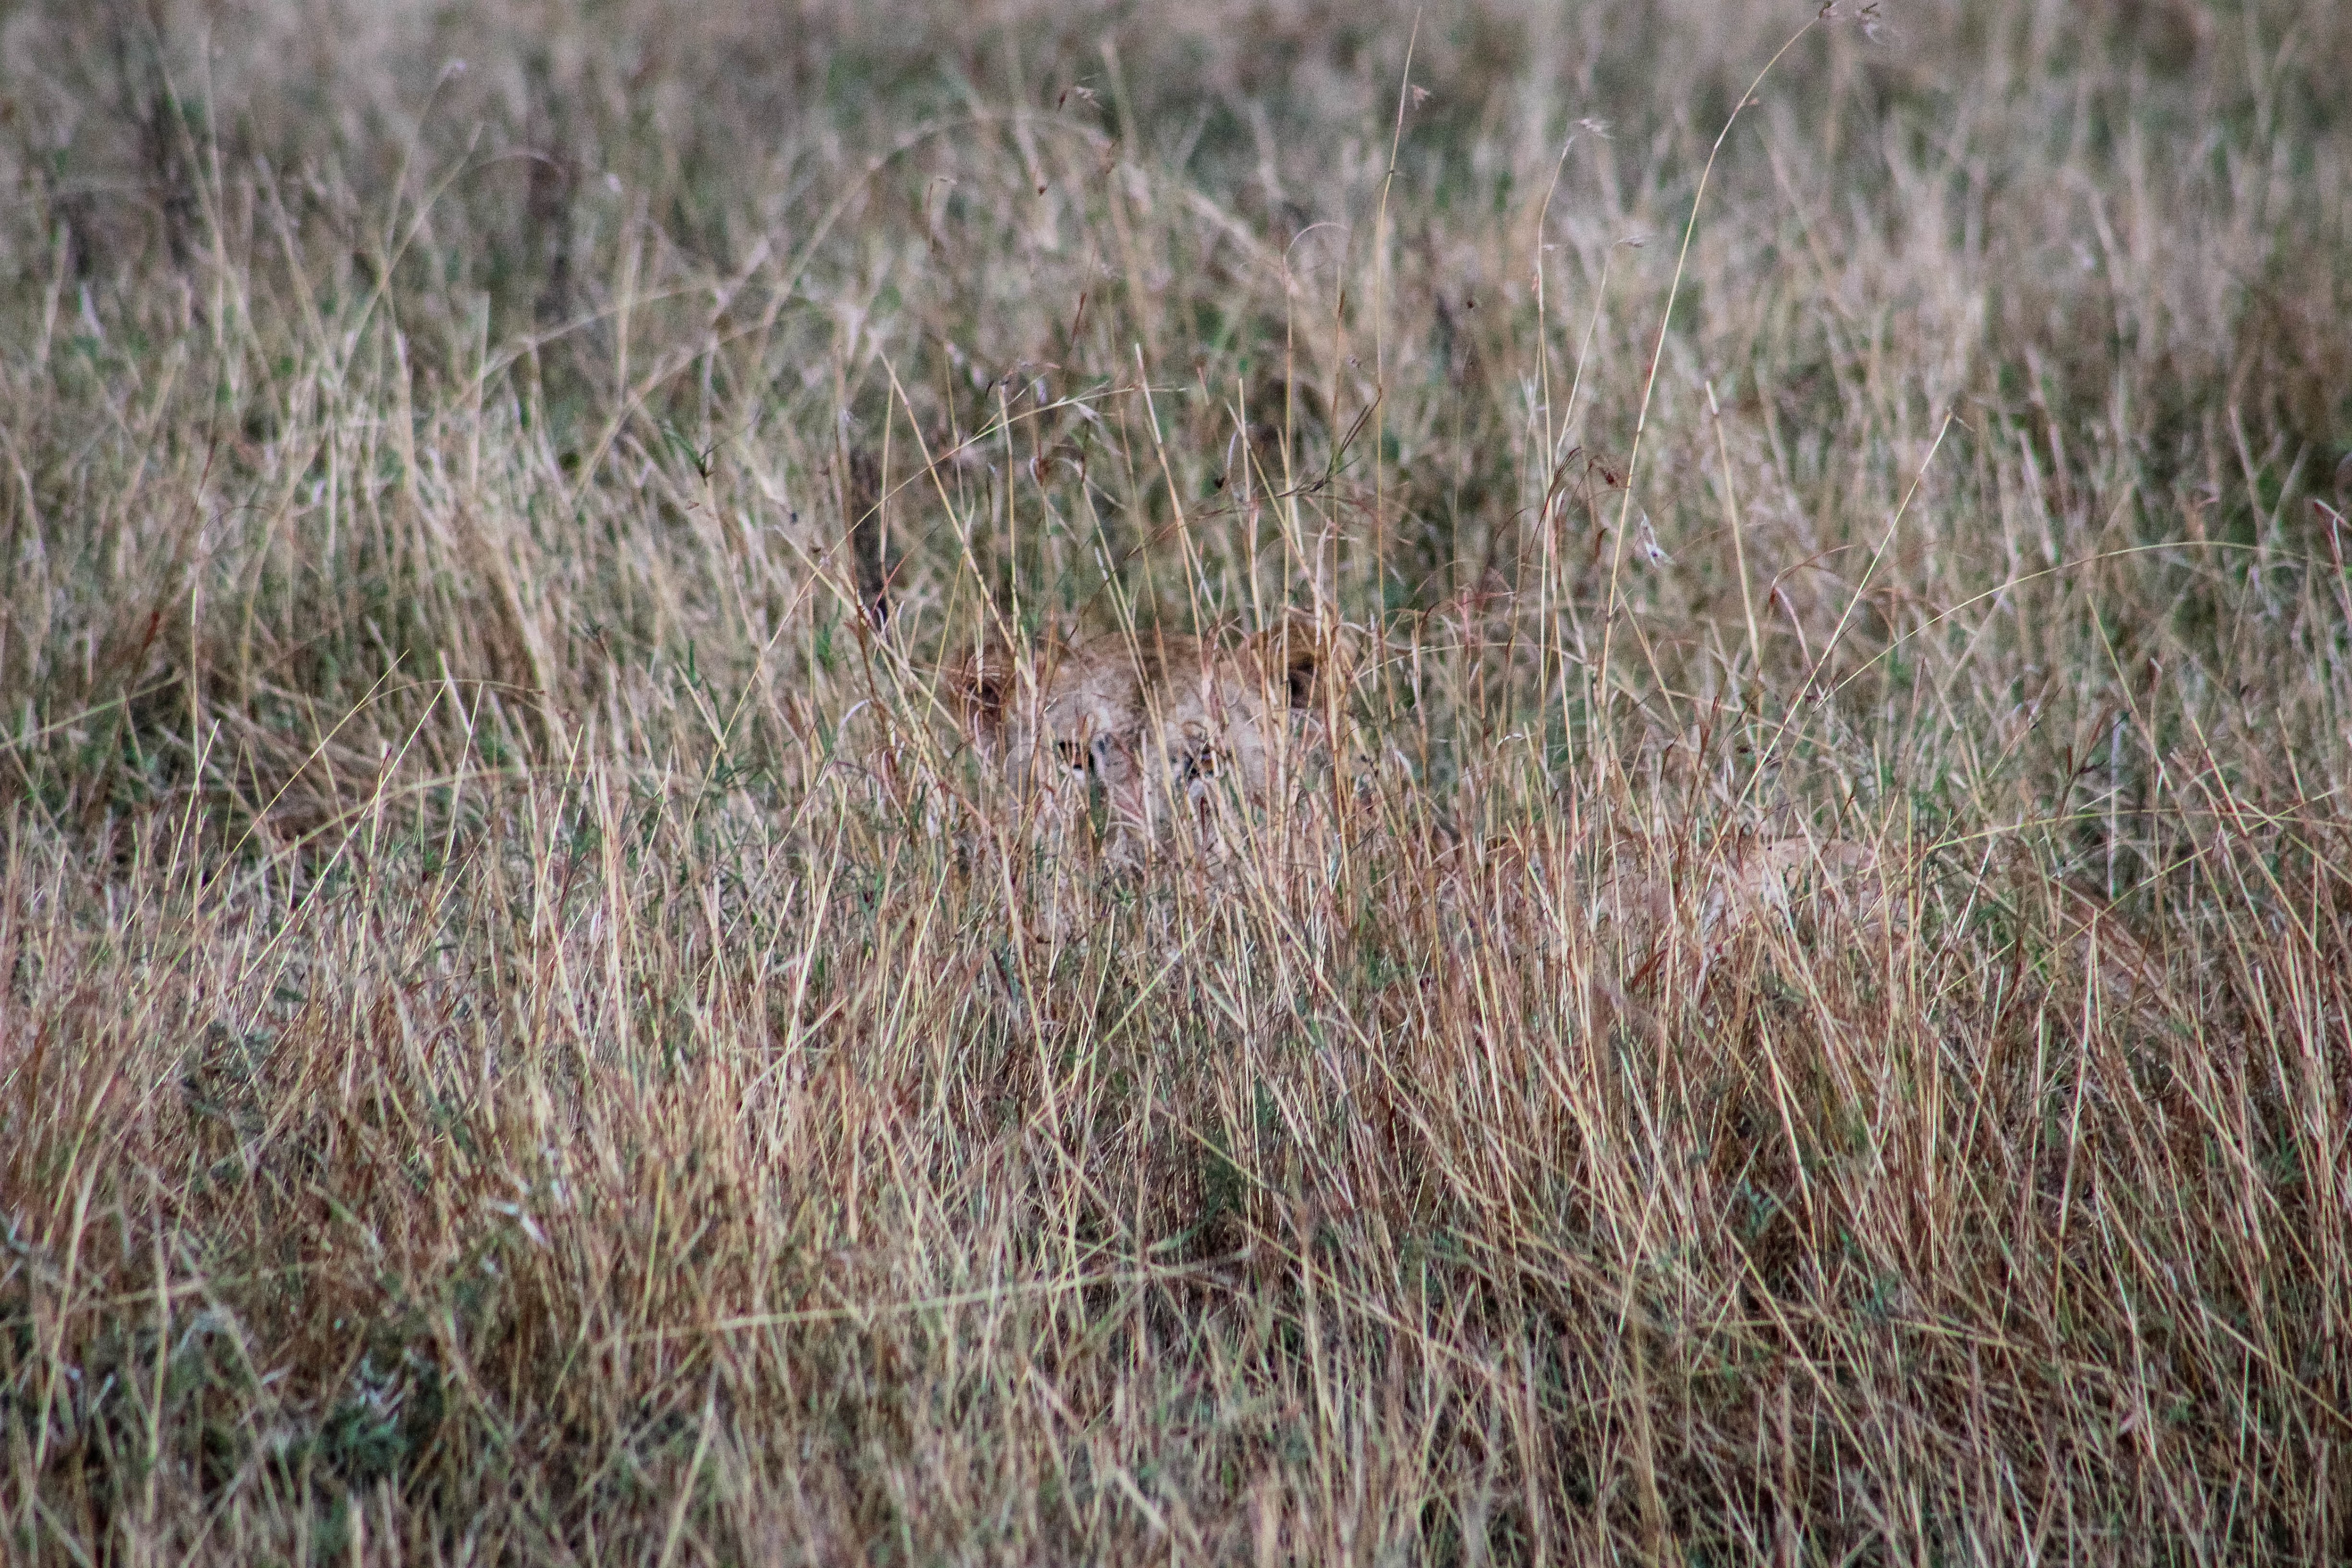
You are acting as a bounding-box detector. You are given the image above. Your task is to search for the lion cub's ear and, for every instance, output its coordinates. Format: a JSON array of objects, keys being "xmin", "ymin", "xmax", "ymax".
[
  {"xmin": 1248, "ymin": 619, "xmax": 1338, "ymax": 711},
  {"xmin": 945, "ymin": 643, "xmax": 1015, "ymax": 753}
]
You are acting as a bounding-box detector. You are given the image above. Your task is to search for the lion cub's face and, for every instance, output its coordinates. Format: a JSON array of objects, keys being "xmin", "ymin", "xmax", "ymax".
[{"xmin": 950, "ymin": 625, "xmax": 1329, "ymax": 860}]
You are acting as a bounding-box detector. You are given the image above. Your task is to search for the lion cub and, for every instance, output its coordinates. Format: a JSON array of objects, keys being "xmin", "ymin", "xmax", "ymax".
[{"xmin": 949, "ymin": 622, "xmax": 1332, "ymax": 863}]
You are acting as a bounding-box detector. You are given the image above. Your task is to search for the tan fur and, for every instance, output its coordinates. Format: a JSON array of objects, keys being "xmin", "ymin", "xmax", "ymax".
[{"xmin": 947, "ymin": 622, "xmax": 1332, "ymax": 863}]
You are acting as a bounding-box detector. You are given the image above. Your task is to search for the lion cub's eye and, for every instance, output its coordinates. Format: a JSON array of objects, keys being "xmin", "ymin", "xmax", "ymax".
[{"xmin": 1055, "ymin": 740, "xmax": 1087, "ymax": 772}]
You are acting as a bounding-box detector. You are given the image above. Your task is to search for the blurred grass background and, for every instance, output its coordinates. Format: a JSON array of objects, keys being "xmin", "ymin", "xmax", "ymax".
[{"xmin": 3, "ymin": 0, "xmax": 2350, "ymax": 1561}]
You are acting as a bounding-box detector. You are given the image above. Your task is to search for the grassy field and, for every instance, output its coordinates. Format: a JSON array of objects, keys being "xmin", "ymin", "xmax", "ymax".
[{"xmin": 4, "ymin": 0, "xmax": 2350, "ymax": 1560}]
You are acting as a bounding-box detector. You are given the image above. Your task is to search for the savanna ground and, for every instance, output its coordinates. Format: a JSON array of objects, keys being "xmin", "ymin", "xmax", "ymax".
[{"xmin": 4, "ymin": 0, "xmax": 2351, "ymax": 1561}]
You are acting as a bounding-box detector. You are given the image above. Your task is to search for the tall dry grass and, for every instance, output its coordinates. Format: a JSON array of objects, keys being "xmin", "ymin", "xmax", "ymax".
[{"xmin": 3, "ymin": 0, "xmax": 2350, "ymax": 1560}]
